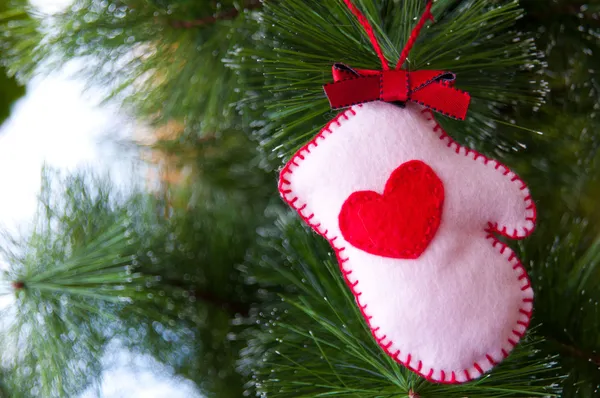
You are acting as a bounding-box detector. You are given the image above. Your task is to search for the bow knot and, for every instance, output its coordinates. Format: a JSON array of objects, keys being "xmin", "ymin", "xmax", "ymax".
[{"xmin": 324, "ymin": 63, "xmax": 471, "ymax": 120}]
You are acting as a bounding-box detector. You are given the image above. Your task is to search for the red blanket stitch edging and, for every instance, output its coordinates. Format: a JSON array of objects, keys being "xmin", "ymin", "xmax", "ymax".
[{"xmin": 277, "ymin": 104, "xmax": 536, "ymax": 384}]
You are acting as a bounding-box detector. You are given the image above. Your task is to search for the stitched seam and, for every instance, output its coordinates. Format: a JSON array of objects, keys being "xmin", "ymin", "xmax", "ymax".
[
  {"xmin": 278, "ymin": 104, "xmax": 534, "ymax": 384},
  {"xmin": 413, "ymin": 99, "xmax": 465, "ymax": 121},
  {"xmin": 420, "ymin": 108, "xmax": 537, "ymax": 239},
  {"xmin": 331, "ymin": 98, "xmax": 380, "ymax": 110}
]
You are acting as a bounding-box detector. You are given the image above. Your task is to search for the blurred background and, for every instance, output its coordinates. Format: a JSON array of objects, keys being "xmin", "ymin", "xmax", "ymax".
[{"xmin": 0, "ymin": 0, "xmax": 599, "ymax": 397}]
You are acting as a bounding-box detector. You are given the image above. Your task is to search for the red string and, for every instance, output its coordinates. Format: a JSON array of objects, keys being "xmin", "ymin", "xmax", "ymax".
[
  {"xmin": 397, "ymin": 0, "xmax": 434, "ymax": 69},
  {"xmin": 341, "ymin": 0, "xmax": 434, "ymax": 71},
  {"xmin": 342, "ymin": 0, "xmax": 389, "ymax": 70}
]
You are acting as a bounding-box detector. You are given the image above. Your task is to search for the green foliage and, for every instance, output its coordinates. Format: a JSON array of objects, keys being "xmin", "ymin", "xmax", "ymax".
[
  {"xmin": 511, "ymin": 3, "xmax": 600, "ymax": 396},
  {"xmin": 0, "ymin": 0, "xmax": 28, "ymax": 125},
  {"xmin": 0, "ymin": 169, "xmax": 132, "ymax": 397},
  {"xmin": 0, "ymin": 139, "xmax": 271, "ymax": 397},
  {"xmin": 112, "ymin": 129, "xmax": 272, "ymax": 397},
  {"xmin": 231, "ymin": 0, "xmax": 545, "ymax": 161},
  {"xmin": 241, "ymin": 216, "xmax": 559, "ymax": 397},
  {"xmin": 0, "ymin": 0, "xmax": 40, "ymax": 81},
  {"xmin": 0, "ymin": 0, "xmax": 261, "ymax": 135},
  {"xmin": 524, "ymin": 216, "xmax": 600, "ymax": 398},
  {"xmin": 117, "ymin": 177, "xmax": 272, "ymax": 397},
  {"xmin": 234, "ymin": 0, "xmax": 600, "ymax": 397},
  {"xmin": 146, "ymin": 129, "xmax": 274, "ymax": 205},
  {"xmin": 0, "ymin": 65, "xmax": 25, "ymax": 126},
  {"xmin": 1, "ymin": 0, "xmax": 600, "ymax": 397}
]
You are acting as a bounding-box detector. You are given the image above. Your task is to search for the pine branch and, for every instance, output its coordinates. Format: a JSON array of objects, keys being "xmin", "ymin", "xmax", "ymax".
[
  {"xmin": 231, "ymin": 0, "xmax": 546, "ymax": 162},
  {"xmin": 193, "ymin": 291, "xmax": 251, "ymax": 316},
  {"xmin": 528, "ymin": 2, "xmax": 600, "ymax": 23},
  {"xmin": 0, "ymin": 164, "xmax": 267, "ymax": 397},
  {"xmin": 554, "ymin": 340, "xmax": 600, "ymax": 366},
  {"xmin": 2, "ymin": 0, "xmax": 600, "ymax": 396},
  {"xmin": 242, "ymin": 217, "xmax": 559, "ymax": 397},
  {"xmin": 170, "ymin": 0, "xmax": 263, "ymax": 29},
  {"xmin": 10, "ymin": 281, "xmax": 24, "ymax": 290},
  {"xmin": 409, "ymin": 389, "xmax": 420, "ymax": 398},
  {"xmin": 0, "ymin": 0, "xmax": 262, "ymax": 135},
  {"xmin": 164, "ymin": 279, "xmax": 251, "ymax": 316}
]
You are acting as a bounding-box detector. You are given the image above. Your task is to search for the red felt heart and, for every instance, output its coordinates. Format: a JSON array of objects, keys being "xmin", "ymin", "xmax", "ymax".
[{"xmin": 338, "ymin": 160, "xmax": 444, "ymax": 259}]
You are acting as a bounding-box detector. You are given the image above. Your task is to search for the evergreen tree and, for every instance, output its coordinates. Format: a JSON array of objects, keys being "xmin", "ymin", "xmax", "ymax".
[
  {"xmin": 0, "ymin": 0, "xmax": 26, "ymax": 125},
  {"xmin": 0, "ymin": 0, "xmax": 599, "ymax": 397}
]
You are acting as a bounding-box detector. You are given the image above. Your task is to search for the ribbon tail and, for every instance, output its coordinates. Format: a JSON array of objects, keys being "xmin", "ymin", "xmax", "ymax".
[
  {"xmin": 323, "ymin": 76, "xmax": 381, "ymax": 109},
  {"xmin": 410, "ymin": 82, "xmax": 471, "ymax": 120}
]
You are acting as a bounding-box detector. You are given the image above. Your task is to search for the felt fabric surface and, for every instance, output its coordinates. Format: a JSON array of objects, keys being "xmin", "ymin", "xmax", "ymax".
[{"xmin": 278, "ymin": 102, "xmax": 536, "ymax": 383}]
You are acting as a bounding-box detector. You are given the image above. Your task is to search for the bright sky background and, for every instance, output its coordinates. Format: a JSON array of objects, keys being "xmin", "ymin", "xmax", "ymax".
[
  {"xmin": 0, "ymin": 69, "xmax": 203, "ymax": 398},
  {"xmin": 0, "ymin": 71, "xmax": 205, "ymax": 398},
  {"xmin": 0, "ymin": 70, "xmax": 138, "ymax": 235},
  {"xmin": 0, "ymin": 1, "xmax": 204, "ymax": 396}
]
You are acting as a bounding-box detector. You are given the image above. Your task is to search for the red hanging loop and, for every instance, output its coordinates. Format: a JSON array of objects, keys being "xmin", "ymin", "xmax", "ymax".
[
  {"xmin": 341, "ymin": 0, "xmax": 434, "ymax": 70},
  {"xmin": 342, "ymin": 0, "xmax": 390, "ymax": 70},
  {"xmin": 397, "ymin": 0, "xmax": 434, "ymax": 69},
  {"xmin": 329, "ymin": 0, "xmax": 470, "ymax": 120}
]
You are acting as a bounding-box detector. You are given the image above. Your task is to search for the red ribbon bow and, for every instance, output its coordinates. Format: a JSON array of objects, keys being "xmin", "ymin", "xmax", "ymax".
[
  {"xmin": 328, "ymin": 0, "xmax": 471, "ymax": 120},
  {"xmin": 323, "ymin": 64, "xmax": 471, "ymax": 120}
]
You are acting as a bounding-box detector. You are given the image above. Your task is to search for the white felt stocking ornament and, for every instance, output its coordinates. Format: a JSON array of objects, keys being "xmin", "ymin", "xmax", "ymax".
[{"xmin": 278, "ymin": 0, "xmax": 536, "ymax": 384}]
